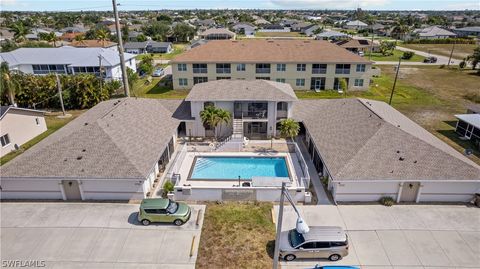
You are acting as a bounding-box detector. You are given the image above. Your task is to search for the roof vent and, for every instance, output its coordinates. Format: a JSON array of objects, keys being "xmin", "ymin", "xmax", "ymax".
[
  {"xmin": 399, "ymin": 157, "xmax": 405, "ymax": 161},
  {"xmin": 396, "ymin": 150, "xmax": 400, "ymax": 153},
  {"xmin": 82, "ymin": 149, "xmax": 86, "ymax": 152},
  {"xmin": 390, "ymin": 170, "xmax": 394, "ymax": 173},
  {"xmin": 64, "ymin": 158, "xmax": 68, "ymax": 162},
  {"xmin": 84, "ymin": 122, "xmax": 88, "ymax": 126},
  {"xmin": 77, "ymin": 156, "xmax": 83, "ymax": 160},
  {"xmin": 397, "ymin": 125, "xmax": 400, "ymax": 127},
  {"xmin": 413, "ymin": 160, "xmax": 417, "ymax": 163}
]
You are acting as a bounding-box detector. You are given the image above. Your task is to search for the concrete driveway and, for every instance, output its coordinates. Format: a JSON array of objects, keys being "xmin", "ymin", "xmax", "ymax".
[
  {"xmin": 1, "ymin": 202, "xmax": 205, "ymax": 268},
  {"xmin": 274, "ymin": 204, "xmax": 480, "ymax": 269}
]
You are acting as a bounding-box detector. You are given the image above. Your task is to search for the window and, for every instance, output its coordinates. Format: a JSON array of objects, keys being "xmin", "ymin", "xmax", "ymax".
[
  {"xmin": 193, "ymin": 63, "xmax": 208, "ymax": 73},
  {"xmin": 32, "ymin": 64, "xmax": 66, "ymax": 75},
  {"xmin": 216, "ymin": 63, "xmax": 231, "ymax": 73},
  {"xmin": 0, "ymin": 134, "xmax": 10, "ymax": 147},
  {"xmin": 237, "ymin": 63, "xmax": 246, "ymax": 71},
  {"xmin": 331, "ymin": 241, "xmax": 347, "ymax": 247},
  {"xmin": 299, "ymin": 242, "xmax": 316, "ymax": 249},
  {"xmin": 178, "ymin": 78, "xmax": 188, "ymax": 86},
  {"xmin": 296, "ymin": 78, "xmax": 305, "ymax": 86},
  {"xmin": 276, "ymin": 64, "xmax": 286, "ymax": 72},
  {"xmin": 296, "ymin": 64, "xmax": 306, "ymax": 71},
  {"xmin": 310, "ymin": 77, "xmax": 326, "ymax": 90},
  {"xmin": 193, "ymin": 77, "xmax": 208, "ymax": 84},
  {"xmin": 335, "ymin": 64, "xmax": 351, "ymax": 74},
  {"xmin": 177, "ymin": 64, "xmax": 187, "ymax": 71},
  {"xmin": 277, "ymin": 102, "xmax": 288, "ymax": 111},
  {"xmin": 354, "ymin": 79, "xmax": 364, "ymax": 87},
  {"xmin": 356, "ymin": 64, "xmax": 366, "ymax": 72},
  {"xmin": 216, "ymin": 77, "xmax": 231, "ymax": 80},
  {"xmin": 204, "ymin": 101, "xmax": 214, "ymax": 108},
  {"xmin": 72, "ymin": 66, "xmax": 100, "ymax": 76},
  {"xmin": 255, "ymin": 63, "xmax": 270, "ymax": 73},
  {"xmin": 276, "ymin": 78, "xmax": 286, "ymax": 83},
  {"xmin": 315, "ymin": 242, "xmax": 331, "ymax": 248},
  {"xmin": 256, "ymin": 77, "xmax": 270, "ymax": 80},
  {"xmin": 35, "ymin": 118, "xmax": 40, "ymax": 125},
  {"xmin": 312, "ymin": 64, "xmax": 327, "ymax": 74}
]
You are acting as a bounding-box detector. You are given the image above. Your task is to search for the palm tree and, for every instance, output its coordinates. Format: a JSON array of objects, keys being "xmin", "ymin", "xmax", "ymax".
[
  {"xmin": 0, "ymin": 62, "xmax": 19, "ymax": 106},
  {"xmin": 45, "ymin": 32, "xmax": 58, "ymax": 47},
  {"xmin": 95, "ymin": 29, "xmax": 109, "ymax": 47},
  {"xmin": 10, "ymin": 22, "xmax": 29, "ymax": 43},
  {"xmin": 74, "ymin": 33, "xmax": 86, "ymax": 45},
  {"xmin": 279, "ymin": 118, "xmax": 300, "ymax": 141},
  {"xmin": 200, "ymin": 106, "xmax": 219, "ymax": 139},
  {"xmin": 215, "ymin": 108, "xmax": 231, "ymax": 138},
  {"xmin": 391, "ymin": 22, "xmax": 410, "ymax": 43}
]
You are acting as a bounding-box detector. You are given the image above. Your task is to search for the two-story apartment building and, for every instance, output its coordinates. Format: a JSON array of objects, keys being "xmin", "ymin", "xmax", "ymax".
[
  {"xmin": 0, "ymin": 47, "xmax": 136, "ymax": 81},
  {"xmin": 170, "ymin": 40, "xmax": 373, "ymax": 91}
]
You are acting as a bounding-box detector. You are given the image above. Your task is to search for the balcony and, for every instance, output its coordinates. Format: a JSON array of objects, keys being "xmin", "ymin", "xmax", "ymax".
[
  {"xmin": 335, "ymin": 69, "xmax": 350, "ymax": 74},
  {"xmin": 216, "ymin": 68, "xmax": 231, "ymax": 74},
  {"xmin": 312, "ymin": 68, "xmax": 327, "ymax": 74},
  {"xmin": 255, "ymin": 68, "xmax": 271, "ymax": 74},
  {"xmin": 276, "ymin": 110, "xmax": 288, "ymax": 119},
  {"xmin": 193, "ymin": 68, "xmax": 208, "ymax": 74}
]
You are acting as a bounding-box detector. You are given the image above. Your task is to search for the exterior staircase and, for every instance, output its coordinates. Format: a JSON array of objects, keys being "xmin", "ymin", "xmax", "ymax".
[
  {"xmin": 232, "ymin": 119, "xmax": 243, "ymax": 139},
  {"xmin": 215, "ymin": 119, "xmax": 244, "ymax": 152}
]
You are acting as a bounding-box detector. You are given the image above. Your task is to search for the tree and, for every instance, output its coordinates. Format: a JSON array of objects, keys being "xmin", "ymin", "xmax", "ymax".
[
  {"xmin": 200, "ymin": 105, "xmax": 219, "ymax": 139},
  {"xmin": 391, "ymin": 22, "xmax": 410, "ymax": 42},
  {"xmin": 156, "ymin": 14, "xmax": 172, "ymax": 23},
  {"xmin": 339, "ymin": 78, "xmax": 348, "ymax": 97},
  {"xmin": 467, "ymin": 46, "xmax": 480, "ymax": 71},
  {"xmin": 278, "ymin": 118, "xmax": 300, "ymax": 141},
  {"xmin": 44, "ymin": 32, "xmax": 58, "ymax": 47},
  {"xmin": 126, "ymin": 67, "xmax": 138, "ymax": 93},
  {"xmin": 95, "ymin": 29, "xmax": 110, "ymax": 47},
  {"xmin": 136, "ymin": 34, "xmax": 147, "ymax": 42},
  {"xmin": 138, "ymin": 54, "xmax": 154, "ymax": 75},
  {"xmin": 172, "ymin": 23, "xmax": 195, "ymax": 42},
  {"xmin": 142, "ymin": 22, "xmax": 170, "ymax": 42},
  {"xmin": 215, "ymin": 108, "xmax": 232, "ymax": 138},
  {"xmin": 10, "ymin": 22, "xmax": 30, "ymax": 42},
  {"xmin": 0, "ymin": 62, "xmax": 18, "ymax": 106},
  {"xmin": 121, "ymin": 25, "xmax": 129, "ymax": 42},
  {"xmin": 74, "ymin": 33, "xmax": 86, "ymax": 44},
  {"xmin": 379, "ymin": 41, "xmax": 395, "ymax": 56}
]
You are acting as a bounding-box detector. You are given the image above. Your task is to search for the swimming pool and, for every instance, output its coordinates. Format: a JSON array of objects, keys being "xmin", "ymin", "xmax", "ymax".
[{"xmin": 189, "ymin": 156, "xmax": 289, "ymax": 180}]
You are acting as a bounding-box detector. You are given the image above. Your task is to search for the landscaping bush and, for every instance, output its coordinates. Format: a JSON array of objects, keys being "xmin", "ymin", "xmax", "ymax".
[
  {"xmin": 379, "ymin": 196, "xmax": 395, "ymax": 206},
  {"xmin": 320, "ymin": 175, "xmax": 329, "ymax": 186},
  {"xmin": 402, "ymin": 51, "xmax": 415, "ymax": 60},
  {"xmin": 162, "ymin": 180, "xmax": 174, "ymax": 198},
  {"xmin": 459, "ymin": 59, "xmax": 467, "ymax": 69}
]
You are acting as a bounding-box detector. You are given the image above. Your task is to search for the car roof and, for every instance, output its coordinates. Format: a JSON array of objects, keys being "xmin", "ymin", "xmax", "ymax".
[
  {"xmin": 140, "ymin": 198, "xmax": 169, "ymax": 209},
  {"xmin": 302, "ymin": 226, "xmax": 347, "ymax": 242}
]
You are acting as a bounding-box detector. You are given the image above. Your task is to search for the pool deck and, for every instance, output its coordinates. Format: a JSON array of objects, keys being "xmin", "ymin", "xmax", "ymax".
[{"xmin": 176, "ymin": 151, "xmax": 304, "ymax": 188}]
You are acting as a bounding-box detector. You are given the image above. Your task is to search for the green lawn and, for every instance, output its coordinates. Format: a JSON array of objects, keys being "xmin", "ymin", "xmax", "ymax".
[
  {"xmin": 0, "ymin": 110, "xmax": 84, "ymax": 165},
  {"xmin": 136, "ymin": 44, "xmax": 187, "ymax": 62},
  {"xmin": 197, "ymin": 202, "xmax": 275, "ymax": 269},
  {"xmin": 402, "ymin": 43, "xmax": 476, "ymax": 60},
  {"xmin": 132, "ymin": 77, "xmax": 188, "ymax": 99},
  {"xmin": 366, "ymin": 49, "xmax": 426, "ymax": 62}
]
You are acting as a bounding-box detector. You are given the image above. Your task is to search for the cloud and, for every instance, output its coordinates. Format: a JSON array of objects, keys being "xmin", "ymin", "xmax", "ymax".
[
  {"xmin": 270, "ymin": 0, "xmax": 389, "ymax": 9},
  {"xmin": 1, "ymin": 0, "xmax": 17, "ymax": 6}
]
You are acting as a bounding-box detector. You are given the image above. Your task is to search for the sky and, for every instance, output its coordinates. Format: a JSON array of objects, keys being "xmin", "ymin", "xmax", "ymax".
[{"xmin": 0, "ymin": 0, "xmax": 479, "ymax": 12}]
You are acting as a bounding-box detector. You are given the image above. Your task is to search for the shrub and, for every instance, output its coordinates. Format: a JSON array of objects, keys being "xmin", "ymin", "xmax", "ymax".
[
  {"xmin": 459, "ymin": 59, "xmax": 467, "ymax": 69},
  {"xmin": 439, "ymin": 64, "xmax": 446, "ymax": 69},
  {"xmin": 379, "ymin": 196, "xmax": 395, "ymax": 206},
  {"xmin": 162, "ymin": 180, "xmax": 174, "ymax": 198},
  {"xmin": 402, "ymin": 51, "xmax": 415, "ymax": 60},
  {"xmin": 320, "ymin": 175, "xmax": 329, "ymax": 186}
]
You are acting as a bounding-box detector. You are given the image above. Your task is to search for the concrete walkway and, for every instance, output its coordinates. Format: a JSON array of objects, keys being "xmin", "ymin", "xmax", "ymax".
[
  {"xmin": 275, "ymin": 204, "xmax": 480, "ymax": 269},
  {"xmin": 296, "ymin": 138, "xmax": 332, "ymax": 205}
]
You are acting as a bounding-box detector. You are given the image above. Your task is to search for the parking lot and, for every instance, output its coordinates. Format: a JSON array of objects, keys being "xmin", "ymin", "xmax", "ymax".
[
  {"xmin": 275, "ymin": 204, "xmax": 480, "ymax": 269},
  {"xmin": 1, "ymin": 203, "xmax": 205, "ymax": 268}
]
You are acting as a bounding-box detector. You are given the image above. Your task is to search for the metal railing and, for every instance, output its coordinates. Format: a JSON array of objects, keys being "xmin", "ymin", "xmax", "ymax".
[
  {"xmin": 216, "ymin": 68, "xmax": 231, "ymax": 74},
  {"xmin": 166, "ymin": 143, "xmax": 187, "ymax": 185},
  {"xmin": 192, "ymin": 68, "xmax": 208, "ymax": 73},
  {"xmin": 312, "ymin": 68, "xmax": 327, "ymax": 74},
  {"xmin": 335, "ymin": 69, "xmax": 350, "ymax": 74},
  {"xmin": 255, "ymin": 68, "xmax": 271, "ymax": 73}
]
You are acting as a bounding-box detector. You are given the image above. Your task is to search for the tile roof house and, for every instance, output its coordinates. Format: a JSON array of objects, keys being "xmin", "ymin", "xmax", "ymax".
[
  {"xmin": 454, "ymin": 26, "xmax": 480, "ymax": 37},
  {"xmin": 232, "ymin": 23, "xmax": 256, "ymax": 36},
  {"xmin": 334, "ymin": 39, "xmax": 381, "ymax": 53},
  {"xmin": 0, "ymin": 106, "xmax": 46, "ymax": 157},
  {"xmin": 413, "ymin": 26, "xmax": 457, "ymax": 39},
  {"xmin": 70, "ymin": 39, "xmax": 118, "ymax": 49},
  {"xmin": 124, "ymin": 41, "xmax": 173, "ymax": 54},
  {"xmin": 0, "ymin": 47, "xmax": 136, "ymax": 80},
  {"xmin": 1, "ymin": 81, "xmax": 478, "ymax": 202},
  {"xmin": 198, "ymin": 28, "xmax": 236, "ymax": 40},
  {"xmin": 315, "ymin": 30, "xmax": 349, "ymax": 41},
  {"xmin": 344, "ymin": 20, "xmax": 368, "ymax": 30}
]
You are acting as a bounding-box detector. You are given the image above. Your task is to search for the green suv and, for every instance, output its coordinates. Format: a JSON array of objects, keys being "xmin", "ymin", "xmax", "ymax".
[{"xmin": 138, "ymin": 198, "xmax": 191, "ymax": 226}]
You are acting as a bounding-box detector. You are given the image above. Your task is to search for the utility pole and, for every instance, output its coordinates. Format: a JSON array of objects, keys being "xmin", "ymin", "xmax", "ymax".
[
  {"xmin": 112, "ymin": 0, "xmax": 130, "ymax": 97},
  {"xmin": 389, "ymin": 57, "xmax": 402, "ymax": 105},
  {"xmin": 447, "ymin": 39, "xmax": 456, "ymax": 68},
  {"xmin": 273, "ymin": 182, "xmax": 286, "ymax": 269},
  {"xmin": 55, "ymin": 73, "xmax": 66, "ymax": 116},
  {"xmin": 369, "ymin": 26, "xmax": 374, "ymax": 61}
]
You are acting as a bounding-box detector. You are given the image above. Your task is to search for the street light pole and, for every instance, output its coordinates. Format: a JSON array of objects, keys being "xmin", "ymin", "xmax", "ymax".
[
  {"xmin": 447, "ymin": 39, "xmax": 456, "ymax": 68},
  {"xmin": 272, "ymin": 182, "xmax": 286, "ymax": 269},
  {"xmin": 112, "ymin": 0, "xmax": 130, "ymax": 97},
  {"xmin": 389, "ymin": 57, "xmax": 402, "ymax": 105}
]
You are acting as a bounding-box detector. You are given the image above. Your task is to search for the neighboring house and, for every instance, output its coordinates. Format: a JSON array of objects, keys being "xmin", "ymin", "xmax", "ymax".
[
  {"xmin": 2, "ymin": 82, "xmax": 479, "ymax": 202},
  {"xmin": 254, "ymin": 17, "xmax": 271, "ymax": 26},
  {"xmin": 280, "ymin": 19, "xmax": 300, "ymax": 27},
  {"xmin": 128, "ymin": 31, "xmax": 142, "ymax": 41},
  {"xmin": 0, "ymin": 28, "xmax": 14, "ymax": 42},
  {"xmin": 232, "ymin": 23, "xmax": 256, "ymax": 36},
  {"xmin": 0, "ymin": 106, "xmax": 47, "ymax": 157},
  {"xmin": 290, "ymin": 22, "xmax": 311, "ymax": 32},
  {"xmin": 188, "ymin": 39, "xmax": 209, "ymax": 50},
  {"xmin": 455, "ymin": 104, "xmax": 480, "ymax": 150},
  {"xmin": 291, "ymin": 23, "xmax": 319, "ymax": 36},
  {"xmin": 0, "ymin": 47, "xmax": 137, "ymax": 80},
  {"xmin": 334, "ymin": 39, "xmax": 380, "ymax": 54},
  {"xmin": 195, "ymin": 19, "xmax": 216, "ymax": 28},
  {"xmin": 26, "ymin": 28, "xmax": 62, "ymax": 40},
  {"xmin": 60, "ymin": 32, "xmax": 83, "ymax": 42},
  {"xmin": 454, "ymin": 26, "xmax": 480, "ymax": 37},
  {"xmin": 371, "ymin": 23, "xmax": 386, "ymax": 35},
  {"xmin": 344, "ymin": 20, "xmax": 368, "ymax": 30},
  {"xmin": 315, "ymin": 30, "xmax": 349, "ymax": 41},
  {"xmin": 171, "ymin": 39, "xmax": 373, "ymax": 91},
  {"xmin": 258, "ymin": 24, "xmax": 290, "ymax": 32},
  {"xmin": 59, "ymin": 26, "xmax": 87, "ymax": 33},
  {"xmin": 124, "ymin": 41, "xmax": 173, "ymax": 54},
  {"xmin": 295, "ymin": 98, "xmax": 480, "ymax": 203},
  {"xmin": 412, "ymin": 26, "xmax": 457, "ymax": 39},
  {"xmin": 70, "ymin": 39, "xmax": 118, "ymax": 50},
  {"xmin": 198, "ymin": 28, "xmax": 236, "ymax": 40}
]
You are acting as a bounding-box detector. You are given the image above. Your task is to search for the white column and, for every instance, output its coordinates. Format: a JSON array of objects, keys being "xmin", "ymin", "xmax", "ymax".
[
  {"xmin": 415, "ymin": 183, "xmax": 423, "ymax": 203},
  {"xmin": 396, "ymin": 182, "xmax": 403, "ymax": 203},
  {"xmin": 59, "ymin": 181, "xmax": 66, "ymax": 201},
  {"xmin": 78, "ymin": 180, "xmax": 85, "ymax": 200}
]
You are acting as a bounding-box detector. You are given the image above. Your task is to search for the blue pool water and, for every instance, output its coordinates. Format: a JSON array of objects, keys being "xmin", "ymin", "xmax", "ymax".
[{"xmin": 190, "ymin": 157, "xmax": 289, "ymax": 180}]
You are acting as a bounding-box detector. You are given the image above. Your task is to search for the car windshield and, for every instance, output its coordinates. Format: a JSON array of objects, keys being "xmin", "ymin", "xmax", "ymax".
[
  {"xmin": 288, "ymin": 229, "xmax": 305, "ymax": 248},
  {"xmin": 166, "ymin": 200, "xmax": 178, "ymax": 214}
]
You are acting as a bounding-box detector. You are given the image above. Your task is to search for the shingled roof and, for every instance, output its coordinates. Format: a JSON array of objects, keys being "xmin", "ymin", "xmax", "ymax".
[
  {"xmin": 293, "ymin": 99, "xmax": 480, "ymax": 181},
  {"xmin": 171, "ymin": 39, "xmax": 371, "ymax": 64},
  {"xmin": 0, "ymin": 98, "xmax": 184, "ymax": 180},
  {"xmin": 185, "ymin": 80, "xmax": 297, "ymax": 102}
]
